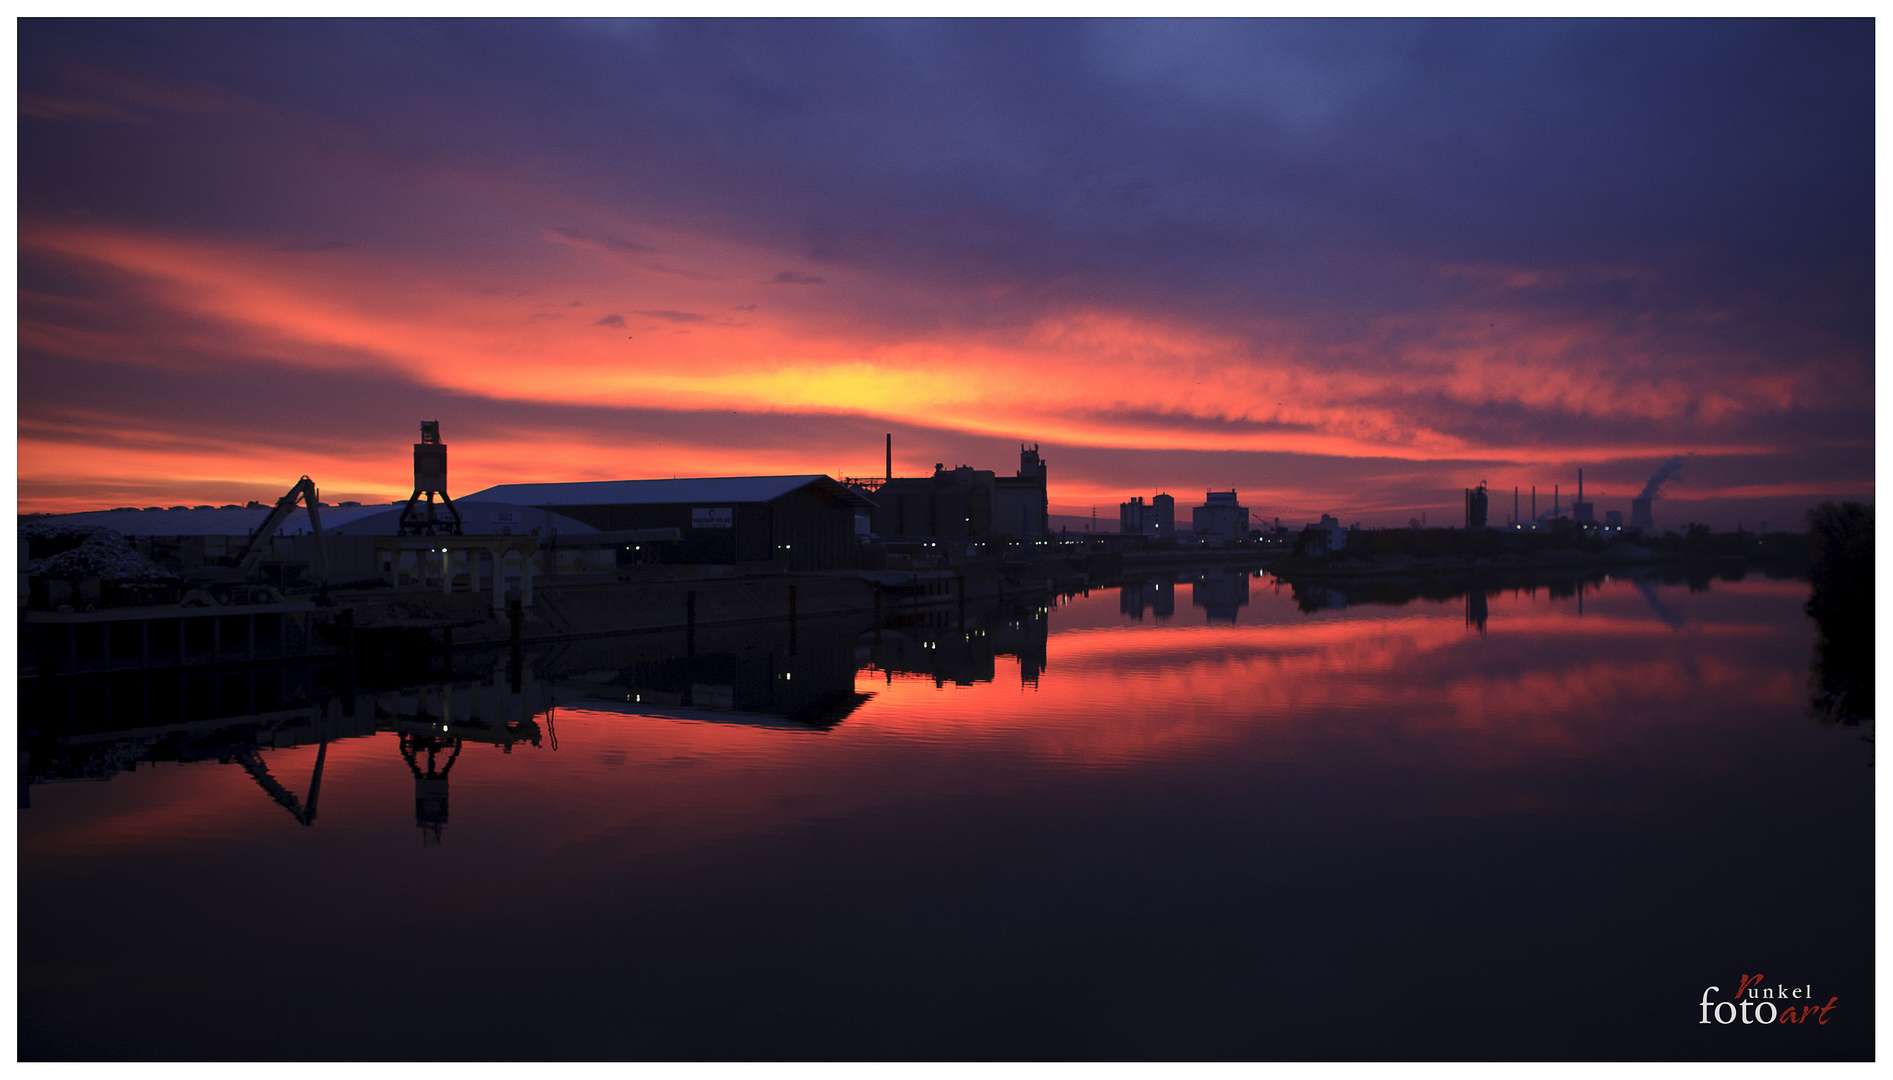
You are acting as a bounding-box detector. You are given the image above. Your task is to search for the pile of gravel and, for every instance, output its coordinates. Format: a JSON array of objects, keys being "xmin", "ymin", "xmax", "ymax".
[{"xmin": 20, "ymin": 522, "xmax": 171, "ymax": 582}]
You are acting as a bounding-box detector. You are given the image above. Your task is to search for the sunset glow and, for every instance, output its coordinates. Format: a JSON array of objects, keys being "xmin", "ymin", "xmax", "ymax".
[{"xmin": 18, "ymin": 21, "xmax": 1872, "ymax": 527}]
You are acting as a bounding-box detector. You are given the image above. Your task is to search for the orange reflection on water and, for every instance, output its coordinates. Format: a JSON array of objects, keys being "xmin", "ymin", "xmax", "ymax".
[{"xmin": 20, "ymin": 577, "xmax": 1816, "ymax": 857}]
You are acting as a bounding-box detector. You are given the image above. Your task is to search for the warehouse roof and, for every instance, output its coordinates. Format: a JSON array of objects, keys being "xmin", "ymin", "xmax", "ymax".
[
  {"xmin": 24, "ymin": 500, "xmax": 598, "ymax": 537},
  {"xmin": 464, "ymin": 475, "xmax": 875, "ymax": 510},
  {"xmin": 324, "ymin": 501, "xmax": 599, "ymax": 535}
]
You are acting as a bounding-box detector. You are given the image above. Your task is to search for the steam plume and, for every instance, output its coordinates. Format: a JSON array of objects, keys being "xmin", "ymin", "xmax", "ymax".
[{"xmin": 1638, "ymin": 455, "xmax": 1689, "ymax": 501}]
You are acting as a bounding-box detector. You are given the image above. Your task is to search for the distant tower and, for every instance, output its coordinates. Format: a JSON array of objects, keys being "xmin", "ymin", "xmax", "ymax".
[
  {"xmin": 1018, "ymin": 443, "xmax": 1048, "ymax": 539},
  {"xmin": 1121, "ymin": 496, "xmax": 1146, "ymax": 535},
  {"xmin": 1152, "ymin": 492, "xmax": 1175, "ymax": 535},
  {"xmin": 1018, "ymin": 443, "xmax": 1047, "ymax": 484},
  {"xmin": 1465, "ymin": 481, "xmax": 1488, "ymax": 530},
  {"xmin": 398, "ymin": 421, "xmax": 463, "ymax": 536},
  {"xmin": 1572, "ymin": 468, "xmax": 1595, "ymax": 525}
]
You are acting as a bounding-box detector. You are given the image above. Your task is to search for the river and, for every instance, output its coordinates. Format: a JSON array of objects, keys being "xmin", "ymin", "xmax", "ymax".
[{"xmin": 18, "ymin": 566, "xmax": 1872, "ymax": 1060}]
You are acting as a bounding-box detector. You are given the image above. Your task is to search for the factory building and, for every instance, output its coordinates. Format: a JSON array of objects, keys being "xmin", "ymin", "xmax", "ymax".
[
  {"xmin": 1191, "ymin": 491, "xmax": 1250, "ymax": 544},
  {"xmin": 871, "ymin": 465, "xmax": 994, "ymax": 539},
  {"xmin": 1119, "ymin": 493, "xmax": 1176, "ymax": 537},
  {"xmin": 465, "ymin": 475, "xmax": 872, "ymax": 572},
  {"xmin": 857, "ymin": 445, "xmax": 1049, "ymax": 543},
  {"xmin": 993, "ymin": 445, "xmax": 1051, "ymax": 542}
]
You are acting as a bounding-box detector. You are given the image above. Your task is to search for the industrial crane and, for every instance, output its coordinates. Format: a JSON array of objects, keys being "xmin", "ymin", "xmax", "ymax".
[{"xmin": 222, "ymin": 475, "xmax": 330, "ymax": 582}]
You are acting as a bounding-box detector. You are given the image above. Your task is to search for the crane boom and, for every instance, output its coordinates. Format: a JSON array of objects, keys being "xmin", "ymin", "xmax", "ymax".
[{"xmin": 230, "ymin": 476, "xmax": 330, "ymax": 581}]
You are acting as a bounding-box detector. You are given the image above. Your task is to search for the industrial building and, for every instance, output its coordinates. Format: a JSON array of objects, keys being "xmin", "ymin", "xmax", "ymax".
[
  {"xmin": 1300, "ymin": 514, "xmax": 1349, "ymax": 555},
  {"xmin": 994, "ymin": 445, "xmax": 1050, "ymax": 542},
  {"xmin": 465, "ymin": 475, "xmax": 872, "ymax": 572},
  {"xmin": 1119, "ymin": 493, "xmax": 1175, "ymax": 537},
  {"xmin": 853, "ymin": 445, "xmax": 1049, "ymax": 544},
  {"xmin": 1190, "ymin": 490, "xmax": 1250, "ymax": 544},
  {"xmin": 869, "ymin": 465, "xmax": 994, "ymax": 539}
]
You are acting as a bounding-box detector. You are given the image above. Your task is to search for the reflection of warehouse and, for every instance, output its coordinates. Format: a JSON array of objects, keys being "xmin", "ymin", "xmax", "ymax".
[{"xmin": 466, "ymin": 476, "xmax": 874, "ymax": 572}]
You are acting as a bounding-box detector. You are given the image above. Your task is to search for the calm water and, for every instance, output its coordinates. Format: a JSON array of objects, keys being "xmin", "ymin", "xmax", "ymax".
[{"xmin": 18, "ymin": 568, "xmax": 1873, "ymax": 1060}]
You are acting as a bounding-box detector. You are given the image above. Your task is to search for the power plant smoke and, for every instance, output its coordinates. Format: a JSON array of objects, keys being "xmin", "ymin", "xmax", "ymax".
[{"xmin": 1638, "ymin": 455, "xmax": 1689, "ymax": 501}]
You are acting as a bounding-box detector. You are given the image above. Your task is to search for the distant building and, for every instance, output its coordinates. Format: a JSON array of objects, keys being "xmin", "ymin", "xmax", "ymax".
[
  {"xmin": 858, "ymin": 445, "xmax": 1048, "ymax": 543},
  {"xmin": 1191, "ymin": 490, "xmax": 1249, "ymax": 544},
  {"xmin": 1464, "ymin": 482, "xmax": 1488, "ymax": 530},
  {"xmin": 993, "ymin": 444, "xmax": 1050, "ymax": 542},
  {"xmin": 1605, "ymin": 510, "xmax": 1624, "ymax": 530},
  {"xmin": 1119, "ymin": 493, "xmax": 1176, "ymax": 537},
  {"xmin": 871, "ymin": 464, "xmax": 995, "ymax": 539},
  {"xmin": 1301, "ymin": 514, "xmax": 1349, "ymax": 555}
]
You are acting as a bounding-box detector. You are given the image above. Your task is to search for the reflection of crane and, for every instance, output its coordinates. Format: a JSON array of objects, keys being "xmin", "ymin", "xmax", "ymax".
[
  {"xmin": 399, "ymin": 732, "xmax": 462, "ymax": 847},
  {"xmin": 223, "ymin": 476, "xmax": 329, "ymax": 582},
  {"xmin": 231, "ymin": 740, "xmax": 328, "ymax": 826}
]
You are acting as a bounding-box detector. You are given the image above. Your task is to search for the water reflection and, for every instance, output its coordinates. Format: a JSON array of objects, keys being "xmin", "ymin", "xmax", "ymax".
[
  {"xmin": 1115, "ymin": 567, "xmax": 1262, "ymax": 623},
  {"xmin": 20, "ymin": 660, "xmax": 553, "ymax": 844},
  {"xmin": 18, "ymin": 568, "xmax": 1870, "ymax": 1060},
  {"xmin": 1634, "ymin": 577, "xmax": 1687, "ymax": 629},
  {"xmin": 1275, "ymin": 563, "xmax": 1803, "ymax": 634},
  {"xmin": 20, "ymin": 595, "xmax": 1056, "ymax": 840},
  {"xmin": 1118, "ymin": 579, "xmax": 1174, "ymax": 621}
]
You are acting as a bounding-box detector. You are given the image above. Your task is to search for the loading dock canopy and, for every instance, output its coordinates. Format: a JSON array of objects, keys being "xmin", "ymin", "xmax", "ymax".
[{"xmin": 464, "ymin": 475, "xmax": 875, "ymax": 511}]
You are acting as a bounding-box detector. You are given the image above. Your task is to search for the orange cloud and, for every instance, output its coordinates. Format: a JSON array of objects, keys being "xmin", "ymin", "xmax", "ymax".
[{"xmin": 17, "ymin": 216, "xmax": 1868, "ymax": 517}]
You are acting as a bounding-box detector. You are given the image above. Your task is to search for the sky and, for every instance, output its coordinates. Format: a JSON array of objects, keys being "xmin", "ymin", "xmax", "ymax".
[{"xmin": 16, "ymin": 18, "xmax": 1875, "ymax": 530}]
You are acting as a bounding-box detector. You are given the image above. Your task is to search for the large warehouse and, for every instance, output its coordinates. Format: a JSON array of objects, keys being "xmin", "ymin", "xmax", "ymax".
[{"xmin": 463, "ymin": 475, "xmax": 873, "ymax": 571}]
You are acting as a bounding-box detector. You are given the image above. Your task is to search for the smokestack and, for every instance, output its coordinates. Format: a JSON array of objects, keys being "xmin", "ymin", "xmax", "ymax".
[
  {"xmin": 1578, "ymin": 469, "xmax": 1583, "ymax": 505},
  {"xmin": 885, "ymin": 433, "xmax": 891, "ymax": 483},
  {"xmin": 1638, "ymin": 455, "xmax": 1688, "ymax": 502}
]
